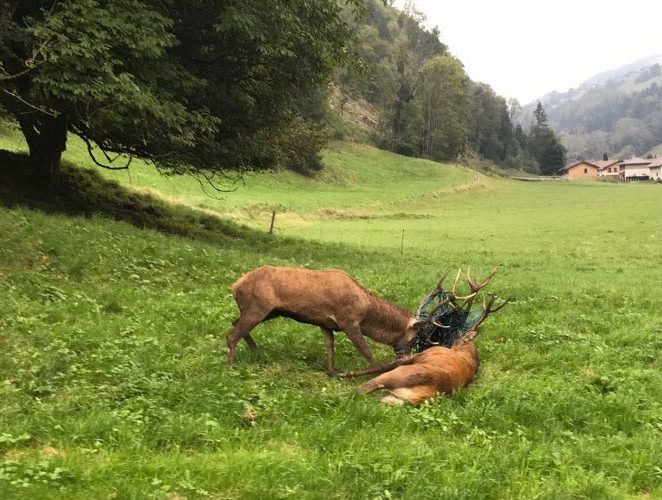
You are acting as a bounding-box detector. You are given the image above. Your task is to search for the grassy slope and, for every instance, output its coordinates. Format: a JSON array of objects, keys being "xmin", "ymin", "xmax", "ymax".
[
  {"xmin": 0, "ymin": 126, "xmax": 475, "ymax": 217},
  {"xmin": 1, "ymin": 128, "xmax": 661, "ymax": 498}
]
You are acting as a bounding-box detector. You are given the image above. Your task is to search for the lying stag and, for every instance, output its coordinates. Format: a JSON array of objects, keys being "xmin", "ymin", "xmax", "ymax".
[
  {"xmin": 227, "ymin": 265, "xmax": 421, "ymax": 376},
  {"xmin": 342, "ymin": 271, "xmax": 509, "ymax": 405}
]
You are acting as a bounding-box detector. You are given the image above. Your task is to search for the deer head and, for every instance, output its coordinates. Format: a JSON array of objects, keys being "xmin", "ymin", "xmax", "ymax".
[{"xmin": 414, "ymin": 267, "xmax": 509, "ymax": 351}]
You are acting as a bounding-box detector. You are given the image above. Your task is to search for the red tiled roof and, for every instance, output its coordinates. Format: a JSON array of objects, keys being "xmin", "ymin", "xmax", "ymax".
[{"xmin": 593, "ymin": 159, "xmax": 620, "ymax": 170}]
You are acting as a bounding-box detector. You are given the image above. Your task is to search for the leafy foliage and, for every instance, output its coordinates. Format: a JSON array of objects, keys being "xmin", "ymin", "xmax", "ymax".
[
  {"xmin": 534, "ymin": 101, "xmax": 548, "ymax": 127},
  {"xmin": 528, "ymin": 125, "xmax": 567, "ymax": 175},
  {"xmin": 469, "ymin": 83, "xmax": 518, "ymax": 163},
  {"xmin": 169, "ymin": 0, "xmax": 361, "ymax": 174},
  {"xmin": 416, "ymin": 55, "xmax": 471, "ymax": 161},
  {"xmin": 513, "ymin": 102, "xmax": 566, "ymax": 175},
  {"xmin": 0, "ymin": 0, "xmax": 360, "ymax": 178}
]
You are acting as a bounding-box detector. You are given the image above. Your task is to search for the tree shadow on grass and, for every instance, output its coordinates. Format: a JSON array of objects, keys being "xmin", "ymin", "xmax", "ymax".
[
  {"xmin": 0, "ymin": 149, "xmax": 265, "ymax": 246},
  {"xmin": 0, "ymin": 150, "xmax": 387, "ymax": 268}
]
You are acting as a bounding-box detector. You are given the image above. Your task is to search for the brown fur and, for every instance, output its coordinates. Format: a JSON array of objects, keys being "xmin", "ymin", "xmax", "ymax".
[
  {"xmin": 357, "ymin": 331, "xmax": 480, "ymax": 405},
  {"xmin": 227, "ymin": 265, "xmax": 419, "ymax": 375}
]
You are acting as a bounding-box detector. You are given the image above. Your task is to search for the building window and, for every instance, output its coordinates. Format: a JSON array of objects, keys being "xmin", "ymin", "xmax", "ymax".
[
  {"xmin": 608, "ymin": 167, "xmax": 611, "ymax": 173},
  {"xmin": 584, "ymin": 168, "xmax": 588, "ymax": 174}
]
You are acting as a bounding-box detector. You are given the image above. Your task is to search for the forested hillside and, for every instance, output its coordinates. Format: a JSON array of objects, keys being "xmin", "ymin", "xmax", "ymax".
[
  {"xmin": 333, "ymin": 1, "xmax": 564, "ymax": 173},
  {"xmin": 1, "ymin": 0, "xmax": 564, "ymax": 180},
  {"xmin": 516, "ymin": 55, "xmax": 662, "ymax": 159}
]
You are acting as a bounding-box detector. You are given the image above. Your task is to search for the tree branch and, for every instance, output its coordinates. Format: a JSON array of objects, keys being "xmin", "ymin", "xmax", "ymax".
[
  {"xmin": 1, "ymin": 1, "xmax": 57, "ymax": 84},
  {"xmin": 0, "ymin": 65, "xmax": 38, "ymax": 82},
  {"xmin": 2, "ymin": 89, "xmax": 59, "ymax": 117},
  {"xmin": 194, "ymin": 168, "xmax": 240, "ymax": 194},
  {"xmin": 80, "ymin": 133, "xmax": 132, "ymax": 170}
]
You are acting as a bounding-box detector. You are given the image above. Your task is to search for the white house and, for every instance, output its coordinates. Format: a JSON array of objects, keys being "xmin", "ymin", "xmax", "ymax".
[
  {"xmin": 648, "ymin": 158, "xmax": 662, "ymax": 180},
  {"xmin": 594, "ymin": 159, "xmax": 621, "ymax": 178},
  {"xmin": 619, "ymin": 158, "xmax": 652, "ymax": 180}
]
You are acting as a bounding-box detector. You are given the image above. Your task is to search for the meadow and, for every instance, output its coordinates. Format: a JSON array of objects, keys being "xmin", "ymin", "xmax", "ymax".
[{"xmin": 1, "ymin": 127, "xmax": 661, "ymax": 498}]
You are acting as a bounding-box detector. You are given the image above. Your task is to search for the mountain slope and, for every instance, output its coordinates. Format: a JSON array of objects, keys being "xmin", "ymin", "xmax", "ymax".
[
  {"xmin": 581, "ymin": 54, "xmax": 662, "ymax": 89},
  {"xmin": 517, "ymin": 55, "xmax": 662, "ymax": 159}
]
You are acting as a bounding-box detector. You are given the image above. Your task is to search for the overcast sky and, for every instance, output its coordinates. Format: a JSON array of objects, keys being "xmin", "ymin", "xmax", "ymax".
[{"xmin": 395, "ymin": 0, "xmax": 662, "ymax": 104}]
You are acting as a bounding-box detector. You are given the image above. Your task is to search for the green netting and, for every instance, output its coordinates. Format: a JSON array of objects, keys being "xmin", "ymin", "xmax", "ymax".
[{"xmin": 413, "ymin": 287, "xmax": 483, "ymax": 352}]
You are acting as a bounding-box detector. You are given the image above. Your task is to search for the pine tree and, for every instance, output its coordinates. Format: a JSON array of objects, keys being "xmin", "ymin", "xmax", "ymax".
[
  {"xmin": 534, "ymin": 101, "xmax": 548, "ymax": 127},
  {"xmin": 528, "ymin": 102, "xmax": 566, "ymax": 174}
]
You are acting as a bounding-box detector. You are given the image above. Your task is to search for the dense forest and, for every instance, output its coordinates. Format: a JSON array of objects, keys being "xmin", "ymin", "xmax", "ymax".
[
  {"xmin": 0, "ymin": 0, "xmax": 566, "ymax": 181},
  {"xmin": 516, "ymin": 57, "xmax": 662, "ymax": 160}
]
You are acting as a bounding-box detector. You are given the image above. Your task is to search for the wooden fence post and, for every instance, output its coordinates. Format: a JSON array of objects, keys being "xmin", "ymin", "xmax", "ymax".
[{"xmin": 269, "ymin": 210, "xmax": 276, "ymax": 236}]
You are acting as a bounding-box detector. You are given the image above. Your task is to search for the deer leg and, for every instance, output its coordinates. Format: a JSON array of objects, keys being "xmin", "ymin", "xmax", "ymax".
[
  {"xmin": 358, "ymin": 366, "xmax": 429, "ymax": 394},
  {"xmin": 342, "ymin": 324, "xmax": 378, "ymax": 369},
  {"xmin": 227, "ymin": 312, "xmax": 265, "ymax": 367},
  {"xmin": 389, "ymin": 385, "xmax": 438, "ymax": 405},
  {"xmin": 358, "ymin": 369, "xmax": 399, "ymax": 395},
  {"xmin": 337, "ymin": 355, "xmax": 417, "ymax": 379},
  {"xmin": 244, "ymin": 334, "xmax": 258, "ymax": 351},
  {"xmin": 321, "ymin": 328, "xmax": 336, "ymax": 377}
]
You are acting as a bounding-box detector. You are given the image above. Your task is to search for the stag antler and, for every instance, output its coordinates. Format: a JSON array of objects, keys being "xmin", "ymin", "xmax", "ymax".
[
  {"xmin": 414, "ymin": 266, "xmax": 509, "ymax": 352},
  {"xmin": 459, "ymin": 266, "xmax": 500, "ymax": 312},
  {"xmin": 415, "ymin": 270, "xmax": 451, "ymax": 319},
  {"xmin": 466, "ymin": 294, "xmax": 510, "ymax": 331},
  {"xmin": 448, "ymin": 268, "xmax": 477, "ymax": 302}
]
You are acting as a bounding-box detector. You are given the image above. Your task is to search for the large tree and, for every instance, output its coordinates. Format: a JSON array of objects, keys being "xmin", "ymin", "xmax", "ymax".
[
  {"xmin": 416, "ymin": 54, "xmax": 470, "ymax": 161},
  {"xmin": 534, "ymin": 100, "xmax": 548, "ymax": 127},
  {"xmin": 469, "ymin": 82, "xmax": 518, "ymax": 163},
  {"xmin": 0, "ymin": 0, "xmax": 360, "ymax": 181},
  {"xmin": 524, "ymin": 101, "xmax": 566, "ymax": 175},
  {"xmin": 529, "ymin": 126, "xmax": 566, "ymax": 175},
  {"xmin": 369, "ymin": 2, "xmax": 446, "ymax": 156}
]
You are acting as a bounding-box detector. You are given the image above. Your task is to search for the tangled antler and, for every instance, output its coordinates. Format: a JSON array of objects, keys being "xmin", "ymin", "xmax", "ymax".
[{"xmin": 414, "ymin": 267, "xmax": 509, "ymax": 351}]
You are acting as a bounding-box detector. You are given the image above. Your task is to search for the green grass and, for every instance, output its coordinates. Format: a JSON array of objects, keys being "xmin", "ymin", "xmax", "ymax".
[
  {"xmin": 0, "ymin": 123, "xmax": 476, "ymax": 222},
  {"xmin": 1, "ymin": 126, "xmax": 661, "ymax": 498}
]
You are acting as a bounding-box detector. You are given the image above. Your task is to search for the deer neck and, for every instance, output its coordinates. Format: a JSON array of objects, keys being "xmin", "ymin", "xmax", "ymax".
[
  {"xmin": 361, "ymin": 295, "xmax": 414, "ymax": 346},
  {"xmin": 451, "ymin": 341, "xmax": 479, "ymax": 363}
]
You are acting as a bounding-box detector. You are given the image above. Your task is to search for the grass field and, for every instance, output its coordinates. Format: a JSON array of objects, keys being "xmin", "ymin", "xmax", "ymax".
[{"xmin": 1, "ymin": 127, "xmax": 661, "ymax": 498}]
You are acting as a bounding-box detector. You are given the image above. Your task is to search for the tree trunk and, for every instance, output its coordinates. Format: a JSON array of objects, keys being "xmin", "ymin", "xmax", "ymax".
[{"xmin": 16, "ymin": 112, "xmax": 68, "ymax": 184}]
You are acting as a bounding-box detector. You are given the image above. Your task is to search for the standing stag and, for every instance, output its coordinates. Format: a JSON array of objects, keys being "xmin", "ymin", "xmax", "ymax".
[{"xmin": 227, "ymin": 266, "xmax": 422, "ymax": 376}]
